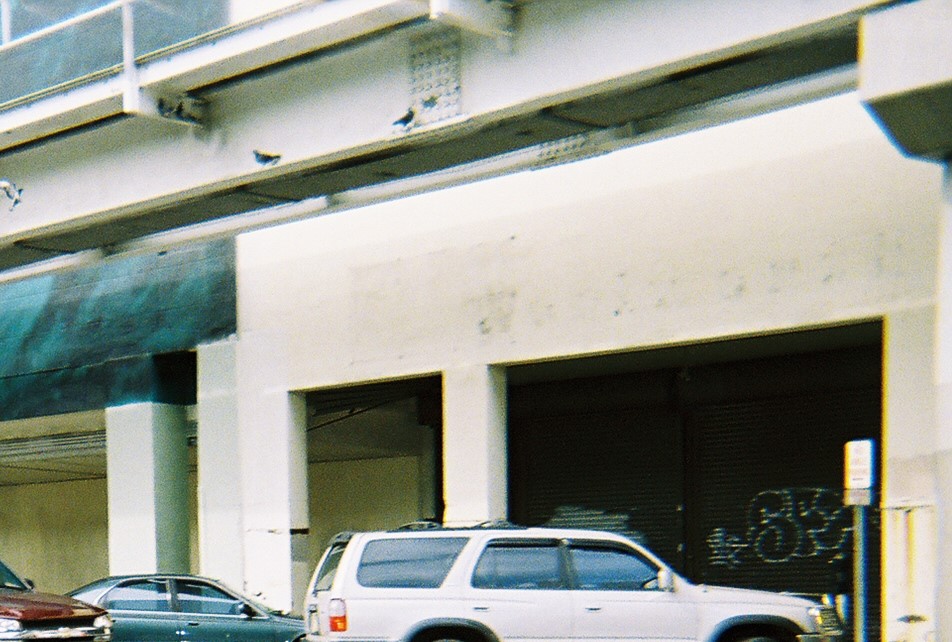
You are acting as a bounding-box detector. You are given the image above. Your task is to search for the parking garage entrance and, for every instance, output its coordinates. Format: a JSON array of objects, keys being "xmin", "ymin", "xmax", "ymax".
[
  {"xmin": 304, "ymin": 376, "xmax": 443, "ymax": 561},
  {"xmin": 507, "ymin": 323, "xmax": 881, "ymax": 620}
]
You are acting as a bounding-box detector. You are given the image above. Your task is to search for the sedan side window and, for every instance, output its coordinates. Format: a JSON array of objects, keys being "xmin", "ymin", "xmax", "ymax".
[
  {"xmin": 471, "ymin": 540, "xmax": 566, "ymax": 590},
  {"xmin": 103, "ymin": 580, "xmax": 172, "ymax": 612},
  {"xmin": 568, "ymin": 544, "xmax": 659, "ymax": 591},
  {"xmin": 176, "ymin": 580, "xmax": 246, "ymax": 616}
]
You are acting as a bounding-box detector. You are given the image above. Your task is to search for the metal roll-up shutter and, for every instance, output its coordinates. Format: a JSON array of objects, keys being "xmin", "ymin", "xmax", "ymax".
[
  {"xmin": 682, "ymin": 345, "xmax": 882, "ymax": 640},
  {"xmin": 507, "ymin": 331, "xmax": 881, "ymax": 637},
  {"xmin": 508, "ymin": 373, "xmax": 685, "ymax": 567},
  {"xmin": 686, "ymin": 387, "xmax": 880, "ymax": 593}
]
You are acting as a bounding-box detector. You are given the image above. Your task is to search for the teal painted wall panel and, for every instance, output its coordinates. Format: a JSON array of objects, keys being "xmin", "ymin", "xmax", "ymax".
[{"xmin": 0, "ymin": 240, "xmax": 235, "ymax": 420}]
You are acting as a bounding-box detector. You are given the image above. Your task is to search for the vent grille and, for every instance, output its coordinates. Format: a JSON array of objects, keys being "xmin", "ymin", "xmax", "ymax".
[{"xmin": 0, "ymin": 431, "xmax": 105, "ymax": 462}]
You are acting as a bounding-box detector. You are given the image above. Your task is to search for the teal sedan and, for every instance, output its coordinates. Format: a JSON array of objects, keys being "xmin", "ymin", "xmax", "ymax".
[{"xmin": 69, "ymin": 575, "xmax": 305, "ymax": 642}]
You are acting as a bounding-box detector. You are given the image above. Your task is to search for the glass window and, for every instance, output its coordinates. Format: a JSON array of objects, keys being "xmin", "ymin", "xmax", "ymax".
[
  {"xmin": 8, "ymin": 0, "xmax": 109, "ymax": 40},
  {"xmin": 471, "ymin": 541, "xmax": 565, "ymax": 590},
  {"xmin": 0, "ymin": 560, "xmax": 27, "ymax": 590},
  {"xmin": 176, "ymin": 580, "xmax": 245, "ymax": 615},
  {"xmin": 103, "ymin": 580, "xmax": 172, "ymax": 612},
  {"xmin": 313, "ymin": 543, "xmax": 346, "ymax": 593},
  {"xmin": 356, "ymin": 537, "xmax": 468, "ymax": 589},
  {"xmin": 568, "ymin": 544, "xmax": 658, "ymax": 591}
]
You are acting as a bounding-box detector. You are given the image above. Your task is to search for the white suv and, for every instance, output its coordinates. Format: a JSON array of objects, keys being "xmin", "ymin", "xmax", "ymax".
[{"xmin": 304, "ymin": 524, "xmax": 844, "ymax": 642}]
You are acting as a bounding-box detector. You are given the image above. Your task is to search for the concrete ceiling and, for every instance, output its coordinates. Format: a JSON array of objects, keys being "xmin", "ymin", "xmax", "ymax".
[{"xmin": 0, "ymin": 410, "xmax": 106, "ymax": 486}]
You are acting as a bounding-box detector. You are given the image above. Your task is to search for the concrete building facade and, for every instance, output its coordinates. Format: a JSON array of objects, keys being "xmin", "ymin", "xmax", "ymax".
[{"xmin": 0, "ymin": 2, "xmax": 951, "ymax": 642}]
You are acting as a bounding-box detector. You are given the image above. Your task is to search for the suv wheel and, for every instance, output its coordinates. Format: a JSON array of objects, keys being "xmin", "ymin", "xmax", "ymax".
[{"xmin": 415, "ymin": 629, "xmax": 484, "ymax": 642}]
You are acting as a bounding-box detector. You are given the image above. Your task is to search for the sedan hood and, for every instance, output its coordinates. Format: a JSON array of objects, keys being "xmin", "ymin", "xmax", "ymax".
[{"xmin": 0, "ymin": 589, "xmax": 104, "ymax": 620}]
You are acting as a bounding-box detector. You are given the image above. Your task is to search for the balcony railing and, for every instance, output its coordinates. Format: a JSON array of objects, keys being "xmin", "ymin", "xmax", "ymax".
[{"xmin": 0, "ymin": 0, "xmax": 228, "ymax": 110}]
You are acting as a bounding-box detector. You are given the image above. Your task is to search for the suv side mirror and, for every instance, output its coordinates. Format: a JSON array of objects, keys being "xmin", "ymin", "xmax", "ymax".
[{"xmin": 656, "ymin": 569, "xmax": 675, "ymax": 592}]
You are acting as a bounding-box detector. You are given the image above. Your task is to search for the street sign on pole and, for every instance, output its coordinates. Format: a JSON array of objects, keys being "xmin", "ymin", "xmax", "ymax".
[
  {"xmin": 844, "ymin": 439, "xmax": 874, "ymax": 642},
  {"xmin": 844, "ymin": 438, "xmax": 874, "ymax": 506}
]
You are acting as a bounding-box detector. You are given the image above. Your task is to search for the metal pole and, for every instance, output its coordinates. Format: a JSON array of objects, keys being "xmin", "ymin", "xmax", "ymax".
[
  {"xmin": 121, "ymin": 0, "xmax": 137, "ymax": 112},
  {"xmin": 0, "ymin": 0, "xmax": 11, "ymax": 44},
  {"xmin": 853, "ymin": 504, "xmax": 867, "ymax": 642}
]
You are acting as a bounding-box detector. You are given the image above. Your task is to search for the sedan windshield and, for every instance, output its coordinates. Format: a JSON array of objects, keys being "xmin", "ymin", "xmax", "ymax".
[{"xmin": 0, "ymin": 560, "xmax": 28, "ymax": 590}]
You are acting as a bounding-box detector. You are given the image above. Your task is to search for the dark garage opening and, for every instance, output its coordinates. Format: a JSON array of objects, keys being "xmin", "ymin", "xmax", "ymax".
[
  {"xmin": 507, "ymin": 322, "xmax": 881, "ymax": 630},
  {"xmin": 304, "ymin": 376, "xmax": 443, "ymax": 555}
]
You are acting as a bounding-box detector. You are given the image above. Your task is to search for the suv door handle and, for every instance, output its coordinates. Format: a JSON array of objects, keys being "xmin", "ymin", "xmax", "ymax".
[
  {"xmin": 584, "ymin": 606, "xmax": 602, "ymax": 612},
  {"xmin": 473, "ymin": 606, "xmax": 489, "ymax": 612}
]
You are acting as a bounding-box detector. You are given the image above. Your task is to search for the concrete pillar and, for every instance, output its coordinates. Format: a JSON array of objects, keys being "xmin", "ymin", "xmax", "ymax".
[
  {"xmin": 196, "ymin": 338, "xmax": 244, "ymax": 590},
  {"xmin": 860, "ymin": 0, "xmax": 952, "ymax": 162},
  {"xmin": 106, "ymin": 403, "xmax": 190, "ymax": 574},
  {"xmin": 237, "ymin": 333, "xmax": 309, "ymax": 613},
  {"xmin": 862, "ymin": 6, "xmax": 952, "ymax": 639},
  {"xmin": 882, "ymin": 310, "xmax": 938, "ymax": 642},
  {"xmin": 935, "ymin": 167, "xmax": 952, "ymax": 642},
  {"xmin": 442, "ymin": 365, "xmax": 507, "ymax": 525}
]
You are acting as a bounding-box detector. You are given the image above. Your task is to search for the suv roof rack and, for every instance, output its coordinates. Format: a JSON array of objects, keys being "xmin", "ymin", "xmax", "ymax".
[
  {"xmin": 392, "ymin": 520, "xmax": 443, "ymax": 531},
  {"xmin": 474, "ymin": 519, "xmax": 524, "ymax": 529},
  {"xmin": 327, "ymin": 531, "xmax": 356, "ymax": 544},
  {"xmin": 391, "ymin": 519, "xmax": 527, "ymax": 532}
]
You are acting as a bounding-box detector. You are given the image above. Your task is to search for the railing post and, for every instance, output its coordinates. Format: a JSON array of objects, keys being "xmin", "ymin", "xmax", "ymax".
[
  {"xmin": 121, "ymin": 0, "xmax": 138, "ymax": 113},
  {"xmin": 0, "ymin": 0, "xmax": 11, "ymax": 44}
]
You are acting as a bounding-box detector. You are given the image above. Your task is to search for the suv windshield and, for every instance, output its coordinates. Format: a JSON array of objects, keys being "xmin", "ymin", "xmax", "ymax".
[{"xmin": 0, "ymin": 559, "xmax": 29, "ymax": 590}]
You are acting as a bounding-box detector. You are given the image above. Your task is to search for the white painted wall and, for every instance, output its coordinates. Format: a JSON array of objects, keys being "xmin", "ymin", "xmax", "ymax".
[
  {"xmin": 0, "ymin": 479, "xmax": 108, "ymax": 594},
  {"xmin": 307, "ymin": 456, "xmax": 426, "ymax": 564},
  {"xmin": 0, "ymin": 471, "xmax": 199, "ymax": 596},
  {"xmin": 106, "ymin": 403, "xmax": 191, "ymax": 575},
  {"xmin": 236, "ymin": 93, "xmax": 943, "ymax": 620},
  {"xmin": 238, "ymin": 94, "xmax": 939, "ymax": 378}
]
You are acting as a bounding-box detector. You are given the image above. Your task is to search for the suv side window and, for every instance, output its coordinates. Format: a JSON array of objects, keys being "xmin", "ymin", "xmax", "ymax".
[
  {"xmin": 471, "ymin": 540, "xmax": 566, "ymax": 590},
  {"xmin": 313, "ymin": 543, "xmax": 347, "ymax": 593},
  {"xmin": 567, "ymin": 543, "xmax": 659, "ymax": 591},
  {"xmin": 357, "ymin": 537, "xmax": 469, "ymax": 588}
]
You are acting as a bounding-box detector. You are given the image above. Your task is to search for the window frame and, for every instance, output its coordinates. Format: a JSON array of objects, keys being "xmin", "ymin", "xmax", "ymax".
[
  {"xmin": 355, "ymin": 536, "xmax": 470, "ymax": 589},
  {"xmin": 470, "ymin": 537, "xmax": 570, "ymax": 591},
  {"xmin": 170, "ymin": 578, "xmax": 256, "ymax": 617},
  {"xmin": 102, "ymin": 578, "xmax": 174, "ymax": 613},
  {"xmin": 564, "ymin": 539, "xmax": 663, "ymax": 592}
]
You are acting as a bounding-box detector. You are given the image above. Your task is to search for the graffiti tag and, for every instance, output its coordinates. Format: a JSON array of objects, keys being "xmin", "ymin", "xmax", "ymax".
[{"xmin": 707, "ymin": 488, "xmax": 851, "ymax": 567}]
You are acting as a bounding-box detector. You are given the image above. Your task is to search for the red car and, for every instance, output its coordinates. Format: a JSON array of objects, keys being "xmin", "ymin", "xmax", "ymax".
[{"xmin": 0, "ymin": 557, "xmax": 112, "ymax": 641}]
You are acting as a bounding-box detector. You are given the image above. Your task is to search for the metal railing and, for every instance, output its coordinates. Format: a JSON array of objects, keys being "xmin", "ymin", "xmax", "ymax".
[{"xmin": 0, "ymin": 0, "xmax": 228, "ymax": 110}]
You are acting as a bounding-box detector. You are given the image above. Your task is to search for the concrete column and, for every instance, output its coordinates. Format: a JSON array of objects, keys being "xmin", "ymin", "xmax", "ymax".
[
  {"xmin": 106, "ymin": 403, "xmax": 190, "ymax": 574},
  {"xmin": 862, "ymin": 7, "xmax": 952, "ymax": 639},
  {"xmin": 935, "ymin": 167, "xmax": 952, "ymax": 642},
  {"xmin": 860, "ymin": 0, "xmax": 952, "ymax": 162},
  {"xmin": 882, "ymin": 310, "xmax": 938, "ymax": 642},
  {"xmin": 237, "ymin": 333, "xmax": 309, "ymax": 614},
  {"xmin": 196, "ymin": 338, "xmax": 244, "ymax": 590},
  {"xmin": 442, "ymin": 365, "xmax": 507, "ymax": 525}
]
